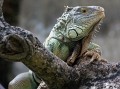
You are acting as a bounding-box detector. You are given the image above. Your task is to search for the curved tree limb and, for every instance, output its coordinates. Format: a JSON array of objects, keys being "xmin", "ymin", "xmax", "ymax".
[{"xmin": 0, "ymin": 0, "xmax": 120, "ymax": 89}]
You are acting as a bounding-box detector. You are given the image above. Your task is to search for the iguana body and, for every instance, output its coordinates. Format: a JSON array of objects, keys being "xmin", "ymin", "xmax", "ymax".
[{"xmin": 9, "ymin": 6, "xmax": 105, "ymax": 89}]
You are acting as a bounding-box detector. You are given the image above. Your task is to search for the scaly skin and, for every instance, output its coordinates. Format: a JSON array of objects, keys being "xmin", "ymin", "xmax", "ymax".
[{"xmin": 9, "ymin": 6, "xmax": 105, "ymax": 89}]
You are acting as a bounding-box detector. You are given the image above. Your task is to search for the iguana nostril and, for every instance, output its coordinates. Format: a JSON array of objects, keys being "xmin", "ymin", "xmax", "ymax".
[{"xmin": 97, "ymin": 6, "xmax": 104, "ymax": 11}]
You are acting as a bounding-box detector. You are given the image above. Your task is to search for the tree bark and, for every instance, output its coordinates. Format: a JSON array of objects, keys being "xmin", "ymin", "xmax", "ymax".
[{"xmin": 0, "ymin": 0, "xmax": 120, "ymax": 89}]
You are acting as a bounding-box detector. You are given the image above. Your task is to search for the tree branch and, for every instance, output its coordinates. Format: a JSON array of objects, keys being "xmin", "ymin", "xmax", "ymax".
[{"xmin": 0, "ymin": 0, "xmax": 120, "ymax": 89}]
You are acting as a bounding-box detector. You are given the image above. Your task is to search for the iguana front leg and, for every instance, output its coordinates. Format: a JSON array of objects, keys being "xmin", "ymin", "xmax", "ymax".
[
  {"xmin": 67, "ymin": 42, "xmax": 106, "ymax": 66},
  {"xmin": 84, "ymin": 42, "xmax": 107, "ymax": 62},
  {"xmin": 84, "ymin": 42, "xmax": 101, "ymax": 61},
  {"xmin": 67, "ymin": 41, "xmax": 81, "ymax": 66}
]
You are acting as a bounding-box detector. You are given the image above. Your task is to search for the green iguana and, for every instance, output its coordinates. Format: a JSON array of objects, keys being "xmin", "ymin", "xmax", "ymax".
[{"xmin": 9, "ymin": 6, "xmax": 105, "ymax": 89}]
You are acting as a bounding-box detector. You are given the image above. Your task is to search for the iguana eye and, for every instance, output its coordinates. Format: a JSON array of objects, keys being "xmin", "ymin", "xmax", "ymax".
[{"xmin": 81, "ymin": 8, "xmax": 88, "ymax": 13}]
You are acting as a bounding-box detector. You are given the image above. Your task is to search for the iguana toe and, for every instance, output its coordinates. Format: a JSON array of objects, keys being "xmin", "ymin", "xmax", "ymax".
[{"xmin": 84, "ymin": 50, "xmax": 107, "ymax": 63}]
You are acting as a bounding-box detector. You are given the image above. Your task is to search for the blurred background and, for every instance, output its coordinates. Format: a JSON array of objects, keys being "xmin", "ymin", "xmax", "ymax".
[{"xmin": 0, "ymin": 0, "xmax": 120, "ymax": 88}]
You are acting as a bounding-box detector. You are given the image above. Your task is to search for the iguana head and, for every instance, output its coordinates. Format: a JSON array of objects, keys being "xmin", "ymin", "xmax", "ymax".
[{"xmin": 54, "ymin": 6, "xmax": 105, "ymax": 42}]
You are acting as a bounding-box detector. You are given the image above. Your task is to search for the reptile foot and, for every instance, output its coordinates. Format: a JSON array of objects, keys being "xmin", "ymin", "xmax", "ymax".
[{"xmin": 83, "ymin": 50, "xmax": 107, "ymax": 63}]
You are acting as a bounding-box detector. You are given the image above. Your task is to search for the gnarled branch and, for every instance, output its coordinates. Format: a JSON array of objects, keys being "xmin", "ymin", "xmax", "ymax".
[{"xmin": 0, "ymin": 0, "xmax": 120, "ymax": 89}]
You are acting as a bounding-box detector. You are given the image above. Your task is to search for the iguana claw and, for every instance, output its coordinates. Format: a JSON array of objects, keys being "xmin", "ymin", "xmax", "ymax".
[{"xmin": 83, "ymin": 50, "xmax": 107, "ymax": 63}]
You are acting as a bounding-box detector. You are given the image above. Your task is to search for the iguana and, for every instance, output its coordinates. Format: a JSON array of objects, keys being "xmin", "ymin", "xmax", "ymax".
[{"xmin": 9, "ymin": 6, "xmax": 105, "ymax": 89}]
